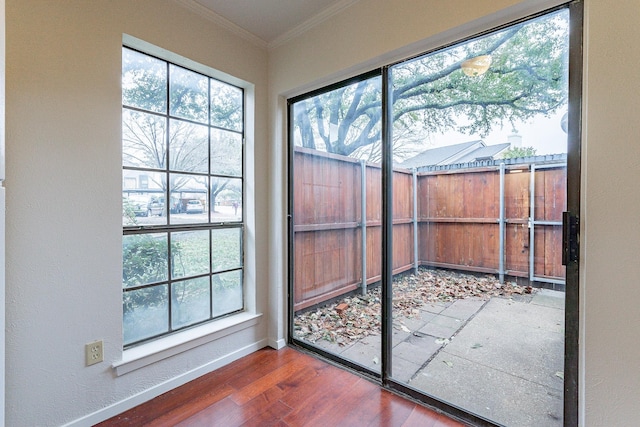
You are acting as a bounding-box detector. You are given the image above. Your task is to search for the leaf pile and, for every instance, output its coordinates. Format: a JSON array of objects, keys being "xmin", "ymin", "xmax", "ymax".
[
  {"xmin": 395, "ymin": 268, "xmax": 533, "ymax": 305},
  {"xmin": 294, "ymin": 268, "xmax": 533, "ymax": 345},
  {"xmin": 294, "ymin": 293, "xmax": 381, "ymax": 346}
]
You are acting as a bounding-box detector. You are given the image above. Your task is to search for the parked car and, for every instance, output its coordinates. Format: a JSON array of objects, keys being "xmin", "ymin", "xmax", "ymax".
[
  {"xmin": 147, "ymin": 197, "xmax": 164, "ymax": 216},
  {"xmin": 123, "ymin": 195, "xmax": 149, "ymax": 217},
  {"xmin": 146, "ymin": 196, "xmax": 182, "ymax": 216},
  {"xmin": 185, "ymin": 199, "xmax": 204, "ymax": 214}
]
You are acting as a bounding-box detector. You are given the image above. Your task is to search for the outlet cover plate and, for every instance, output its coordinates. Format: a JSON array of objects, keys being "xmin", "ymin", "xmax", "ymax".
[{"xmin": 86, "ymin": 340, "xmax": 104, "ymax": 366}]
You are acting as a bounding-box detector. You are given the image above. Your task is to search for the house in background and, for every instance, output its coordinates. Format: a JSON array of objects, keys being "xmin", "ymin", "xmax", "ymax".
[
  {"xmin": 3, "ymin": 0, "xmax": 640, "ymax": 426},
  {"xmin": 400, "ymin": 140, "xmax": 511, "ymax": 168}
]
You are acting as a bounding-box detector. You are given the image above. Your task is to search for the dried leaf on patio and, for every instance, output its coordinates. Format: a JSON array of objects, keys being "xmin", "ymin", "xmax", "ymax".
[{"xmin": 293, "ymin": 268, "xmax": 535, "ymax": 346}]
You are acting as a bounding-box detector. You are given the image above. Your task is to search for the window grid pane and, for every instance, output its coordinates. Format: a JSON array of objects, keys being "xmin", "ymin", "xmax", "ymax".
[{"xmin": 122, "ymin": 47, "xmax": 245, "ymax": 347}]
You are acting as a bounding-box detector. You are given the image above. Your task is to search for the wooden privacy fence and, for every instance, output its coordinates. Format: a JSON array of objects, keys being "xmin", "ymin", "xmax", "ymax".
[{"xmin": 292, "ymin": 146, "xmax": 567, "ymax": 311}]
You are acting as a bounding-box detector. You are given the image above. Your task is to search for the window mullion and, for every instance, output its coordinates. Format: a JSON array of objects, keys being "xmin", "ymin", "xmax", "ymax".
[
  {"xmin": 165, "ymin": 61, "xmax": 173, "ymax": 334},
  {"xmin": 208, "ymin": 77, "xmax": 214, "ymax": 320}
]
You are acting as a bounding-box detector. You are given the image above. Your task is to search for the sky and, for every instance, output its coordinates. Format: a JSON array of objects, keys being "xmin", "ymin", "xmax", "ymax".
[{"xmin": 427, "ymin": 110, "xmax": 568, "ymax": 156}]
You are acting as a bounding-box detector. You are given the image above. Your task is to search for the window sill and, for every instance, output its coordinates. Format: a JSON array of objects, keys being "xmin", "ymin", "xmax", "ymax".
[{"xmin": 113, "ymin": 311, "xmax": 262, "ymax": 376}]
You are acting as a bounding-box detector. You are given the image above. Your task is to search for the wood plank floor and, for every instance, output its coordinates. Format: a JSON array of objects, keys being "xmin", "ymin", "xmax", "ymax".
[{"xmin": 96, "ymin": 347, "xmax": 466, "ymax": 427}]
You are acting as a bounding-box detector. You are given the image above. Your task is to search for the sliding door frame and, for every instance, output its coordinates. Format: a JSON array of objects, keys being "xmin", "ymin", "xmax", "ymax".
[
  {"xmin": 288, "ymin": 2, "xmax": 582, "ymax": 425},
  {"xmin": 286, "ymin": 69, "xmax": 383, "ymax": 381}
]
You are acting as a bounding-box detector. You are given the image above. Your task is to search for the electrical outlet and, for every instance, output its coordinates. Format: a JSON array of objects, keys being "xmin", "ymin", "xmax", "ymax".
[{"xmin": 85, "ymin": 340, "xmax": 104, "ymax": 366}]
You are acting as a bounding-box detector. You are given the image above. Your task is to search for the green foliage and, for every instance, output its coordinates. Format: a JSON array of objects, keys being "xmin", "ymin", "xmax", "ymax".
[
  {"xmin": 211, "ymin": 80, "xmax": 243, "ymax": 132},
  {"xmin": 122, "ymin": 234, "xmax": 179, "ymax": 334},
  {"xmin": 293, "ymin": 10, "xmax": 569, "ymax": 158},
  {"xmin": 169, "ymin": 65, "xmax": 209, "ymax": 122},
  {"xmin": 123, "ymin": 234, "xmax": 174, "ymax": 288},
  {"xmin": 171, "ymin": 231, "xmax": 210, "ymax": 279},
  {"xmin": 122, "ymin": 198, "xmax": 138, "ymax": 224},
  {"xmin": 122, "ymin": 49, "xmax": 167, "ymax": 113},
  {"xmin": 501, "ymin": 146, "xmax": 538, "ymax": 159},
  {"xmin": 123, "ymin": 229, "xmax": 242, "ymax": 310},
  {"xmin": 211, "ymin": 228, "xmax": 243, "ymax": 274},
  {"xmin": 171, "ymin": 277, "xmax": 210, "ymax": 329}
]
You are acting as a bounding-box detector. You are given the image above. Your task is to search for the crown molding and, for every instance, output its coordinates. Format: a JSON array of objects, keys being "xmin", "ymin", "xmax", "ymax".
[
  {"xmin": 173, "ymin": 0, "xmax": 361, "ymax": 51},
  {"xmin": 268, "ymin": 0, "xmax": 360, "ymax": 50},
  {"xmin": 173, "ymin": 0, "xmax": 268, "ymax": 49}
]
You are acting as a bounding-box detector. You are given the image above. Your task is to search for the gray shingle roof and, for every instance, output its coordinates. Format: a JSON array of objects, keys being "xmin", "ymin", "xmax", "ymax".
[
  {"xmin": 455, "ymin": 142, "xmax": 510, "ymax": 163},
  {"xmin": 400, "ymin": 140, "xmax": 510, "ymax": 168},
  {"xmin": 400, "ymin": 140, "xmax": 482, "ymax": 168}
]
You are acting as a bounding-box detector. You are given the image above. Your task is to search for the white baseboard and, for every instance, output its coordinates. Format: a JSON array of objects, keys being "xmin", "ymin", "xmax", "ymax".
[
  {"xmin": 268, "ymin": 337, "xmax": 287, "ymax": 349},
  {"xmin": 63, "ymin": 339, "xmax": 270, "ymax": 427}
]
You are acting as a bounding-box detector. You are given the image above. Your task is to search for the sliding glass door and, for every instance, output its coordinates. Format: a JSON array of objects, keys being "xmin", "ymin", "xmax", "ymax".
[
  {"xmin": 388, "ymin": 9, "xmax": 570, "ymax": 426},
  {"xmin": 289, "ymin": 4, "xmax": 580, "ymax": 425},
  {"xmin": 289, "ymin": 73, "xmax": 383, "ymax": 375}
]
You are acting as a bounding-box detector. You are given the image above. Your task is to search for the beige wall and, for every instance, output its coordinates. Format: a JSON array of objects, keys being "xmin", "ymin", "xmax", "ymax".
[
  {"xmin": 269, "ymin": 0, "xmax": 518, "ymax": 96},
  {"xmin": 268, "ymin": 0, "xmax": 640, "ymax": 425},
  {"xmin": 5, "ymin": 1, "xmax": 269, "ymax": 425},
  {"xmin": 579, "ymin": 0, "xmax": 640, "ymax": 424}
]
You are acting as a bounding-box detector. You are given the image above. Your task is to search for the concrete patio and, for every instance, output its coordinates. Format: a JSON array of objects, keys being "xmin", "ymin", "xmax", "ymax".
[{"xmin": 312, "ymin": 289, "xmax": 565, "ymax": 426}]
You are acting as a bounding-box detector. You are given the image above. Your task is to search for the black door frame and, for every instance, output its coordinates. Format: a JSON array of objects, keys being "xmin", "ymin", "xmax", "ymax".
[{"xmin": 287, "ymin": 2, "xmax": 582, "ymax": 425}]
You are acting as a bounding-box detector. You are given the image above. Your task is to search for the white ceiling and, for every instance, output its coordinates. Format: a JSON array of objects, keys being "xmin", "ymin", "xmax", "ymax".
[{"xmin": 184, "ymin": 0, "xmax": 355, "ymax": 46}]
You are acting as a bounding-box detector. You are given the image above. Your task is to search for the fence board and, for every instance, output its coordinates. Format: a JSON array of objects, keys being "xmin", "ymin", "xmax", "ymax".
[
  {"xmin": 366, "ymin": 225, "xmax": 382, "ymax": 284},
  {"xmin": 393, "ymin": 171, "xmax": 414, "ymax": 220},
  {"xmin": 505, "ymin": 223, "xmax": 530, "ymax": 275},
  {"xmin": 534, "ymin": 226, "xmax": 564, "ymax": 279},
  {"xmin": 393, "ymin": 223, "xmax": 414, "ymax": 270},
  {"xmin": 293, "ymin": 229, "xmax": 361, "ymax": 308},
  {"xmin": 505, "ymin": 170, "xmax": 530, "ymax": 220},
  {"xmin": 535, "ymin": 167, "xmax": 566, "ymax": 222},
  {"xmin": 420, "ymin": 222, "xmax": 498, "ymax": 269},
  {"xmin": 294, "ymin": 149, "xmax": 360, "ymax": 225},
  {"xmin": 366, "ymin": 165, "xmax": 382, "ymax": 222}
]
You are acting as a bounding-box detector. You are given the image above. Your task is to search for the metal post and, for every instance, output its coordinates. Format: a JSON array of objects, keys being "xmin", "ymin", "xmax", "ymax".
[
  {"xmin": 499, "ymin": 163, "xmax": 505, "ymax": 283},
  {"xmin": 529, "ymin": 163, "xmax": 536, "ymax": 282},
  {"xmin": 360, "ymin": 159, "xmax": 367, "ymax": 296},
  {"xmin": 412, "ymin": 168, "xmax": 419, "ymax": 274},
  {"xmin": 381, "ymin": 66, "xmax": 393, "ymax": 382}
]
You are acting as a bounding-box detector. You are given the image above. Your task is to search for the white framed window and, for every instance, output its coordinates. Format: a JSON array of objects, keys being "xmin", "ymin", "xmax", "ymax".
[{"xmin": 121, "ymin": 46, "xmax": 246, "ymax": 348}]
